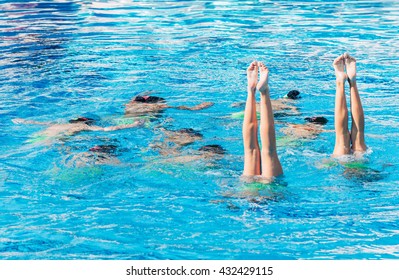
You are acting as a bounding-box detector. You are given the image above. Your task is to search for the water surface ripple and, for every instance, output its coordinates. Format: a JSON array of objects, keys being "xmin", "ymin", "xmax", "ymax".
[{"xmin": 1, "ymin": 0, "xmax": 399, "ymax": 259}]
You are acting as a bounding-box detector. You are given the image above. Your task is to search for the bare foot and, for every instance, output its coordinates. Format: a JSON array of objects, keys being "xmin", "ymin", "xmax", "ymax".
[
  {"xmin": 344, "ymin": 52, "xmax": 356, "ymax": 83},
  {"xmin": 247, "ymin": 61, "xmax": 258, "ymax": 91},
  {"xmin": 333, "ymin": 54, "xmax": 347, "ymax": 83},
  {"xmin": 256, "ymin": 62, "xmax": 269, "ymax": 93}
]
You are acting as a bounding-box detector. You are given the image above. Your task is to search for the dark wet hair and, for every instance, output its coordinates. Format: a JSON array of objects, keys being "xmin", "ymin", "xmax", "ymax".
[
  {"xmin": 287, "ymin": 90, "xmax": 301, "ymax": 100},
  {"xmin": 89, "ymin": 144, "xmax": 118, "ymax": 154},
  {"xmin": 199, "ymin": 144, "xmax": 225, "ymax": 155},
  {"xmin": 305, "ymin": 116, "xmax": 328, "ymax": 125},
  {"xmin": 177, "ymin": 128, "xmax": 203, "ymax": 137},
  {"xmin": 134, "ymin": 95, "xmax": 165, "ymax": 104},
  {"xmin": 69, "ymin": 117, "xmax": 95, "ymax": 125}
]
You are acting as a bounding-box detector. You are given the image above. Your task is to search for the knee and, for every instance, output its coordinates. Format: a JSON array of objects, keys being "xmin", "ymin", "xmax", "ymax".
[
  {"xmin": 261, "ymin": 147, "xmax": 277, "ymax": 157},
  {"xmin": 245, "ymin": 148, "xmax": 260, "ymax": 156}
]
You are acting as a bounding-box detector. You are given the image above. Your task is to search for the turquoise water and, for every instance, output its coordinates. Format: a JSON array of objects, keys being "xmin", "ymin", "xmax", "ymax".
[{"xmin": 1, "ymin": 0, "xmax": 399, "ymax": 259}]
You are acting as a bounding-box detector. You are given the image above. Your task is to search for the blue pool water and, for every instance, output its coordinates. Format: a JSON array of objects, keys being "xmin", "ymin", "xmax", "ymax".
[{"xmin": 1, "ymin": 0, "xmax": 399, "ymax": 259}]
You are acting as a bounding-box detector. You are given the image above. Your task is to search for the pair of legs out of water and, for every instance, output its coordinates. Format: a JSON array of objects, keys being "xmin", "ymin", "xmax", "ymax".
[
  {"xmin": 332, "ymin": 53, "xmax": 367, "ymax": 156},
  {"xmin": 242, "ymin": 53, "xmax": 367, "ymax": 179},
  {"xmin": 242, "ymin": 61, "xmax": 283, "ymax": 178}
]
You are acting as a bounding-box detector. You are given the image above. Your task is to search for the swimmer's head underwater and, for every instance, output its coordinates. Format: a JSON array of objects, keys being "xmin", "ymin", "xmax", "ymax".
[
  {"xmin": 177, "ymin": 128, "xmax": 203, "ymax": 138},
  {"xmin": 69, "ymin": 117, "xmax": 96, "ymax": 125},
  {"xmin": 286, "ymin": 90, "xmax": 301, "ymax": 100},
  {"xmin": 199, "ymin": 144, "xmax": 225, "ymax": 155},
  {"xmin": 89, "ymin": 144, "xmax": 118, "ymax": 154},
  {"xmin": 305, "ymin": 116, "xmax": 328, "ymax": 125},
  {"xmin": 133, "ymin": 95, "xmax": 165, "ymax": 104}
]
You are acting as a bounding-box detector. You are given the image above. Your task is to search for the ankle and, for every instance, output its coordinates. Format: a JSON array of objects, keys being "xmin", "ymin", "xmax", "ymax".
[
  {"xmin": 348, "ymin": 78, "xmax": 357, "ymax": 87},
  {"xmin": 259, "ymin": 86, "xmax": 270, "ymax": 95},
  {"xmin": 247, "ymin": 87, "xmax": 256, "ymax": 94},
  {"xmin": 335, "ymin": 80, "xmax": 345, "ymax": 86}
]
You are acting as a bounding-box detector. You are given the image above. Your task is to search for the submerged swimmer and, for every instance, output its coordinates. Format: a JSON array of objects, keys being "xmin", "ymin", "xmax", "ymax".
[
  {"xmin": 332, "ymin": 53, "xmax": 367, "ymax": 157},
  {"xmin": 48, "ymin": 144, "xmax": 122, "ymax": 183},
  {"xmin": 270, "ymin": 89, "xmax": 301, "ymax": 116},
  {"xmin": 124, "ymin": 93, "xmax": 214, "ymax": 117},
  {"xmin": 164, "ymin": 128, "xmax": 203, "ymax": 147},
  {"xmin": 148, "ymin": 125, "xmax": 225, "ymax": 165},
  {"xmin": 280, "ymin": 116, "xmax": 329, "ymax": 140},
  {"xmin": 231, "ymin": 89, "xmax": 301, "ymax": 118},
  {"xmin": 150, "ymin": 128, "xmax": 204, "ymax": 156},
  {"xmin": 65, "ymin": 144, "xmax": 121, "ymax": 167},
  {"xmin": 156, "ymin": 144, "xmax": 226, "ymax": 164},
  {"xmin": 242, "ymin": 61, "xmax": 283, "ymax": 180},
  {"xmin": 12, "ymin": 116, "xmax": 143, "ymax": 144}
]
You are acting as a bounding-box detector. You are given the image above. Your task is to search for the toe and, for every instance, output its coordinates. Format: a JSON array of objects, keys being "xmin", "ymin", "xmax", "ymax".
[
  {"xmin": 333, "ymin": 54, "xmax": 344, "ymax": 65},
  {"xmin": 258, "ymin": 62, "xmax": 266, "ymax": 70},
  {"xmin": 345, "ymin": 53, "xmax": 356, "ymax": 63},
  {"xmin": 248, "ymin": 61, "xmax": 258, "ymax": 70}
]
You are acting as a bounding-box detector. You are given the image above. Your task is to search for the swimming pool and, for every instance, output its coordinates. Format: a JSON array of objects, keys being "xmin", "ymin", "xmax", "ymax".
[{"xmin": 1, "ymin": 0, "xmax": 399, "ymax": 259}]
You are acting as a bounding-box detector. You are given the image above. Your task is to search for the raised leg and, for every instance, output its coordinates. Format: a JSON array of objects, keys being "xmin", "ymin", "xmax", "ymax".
[
  {"xmin": 243, "ymin": 61, "xmax": 261, "ymax": 176},
  {"xmin": 332, "ymin": 54, "xmax": 351, "ymax": 156},
  {"xmin": 257, "ymin": 62, "xmax": 283, "ymax": 178},
  {"xmin": 344, "ymin": 53, "xmax": 367, "ymax": 153}
]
